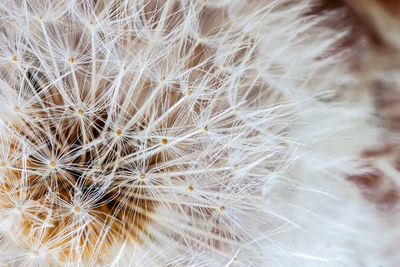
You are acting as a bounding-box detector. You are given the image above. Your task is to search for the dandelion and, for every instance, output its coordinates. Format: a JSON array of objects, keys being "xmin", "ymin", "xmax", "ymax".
[{"xmin": 0, "ymin": 0, "xmax": 383, "ymax": 266}]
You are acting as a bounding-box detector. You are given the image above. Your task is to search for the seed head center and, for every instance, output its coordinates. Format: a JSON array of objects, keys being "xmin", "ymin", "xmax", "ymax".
[
  {"xmin": 115, "ymin": 129, "xmax": 123, "ymax": 137},
  {"xmin": 76, "ymin": 109, "xmax": 84, "ymax": 116},
  {"xmin": 49, "ymin": 161, "xmax": 57, "ymax": 168},
  {"xmin": 73, "ymin": 206, "xmax": 81, "ymax": 214}
]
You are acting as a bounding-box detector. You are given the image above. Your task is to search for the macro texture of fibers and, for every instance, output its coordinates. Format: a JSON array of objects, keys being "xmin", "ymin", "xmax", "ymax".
[{"xmin": 0, "ymin": 0, "xmax": 397, "ymax": 266}]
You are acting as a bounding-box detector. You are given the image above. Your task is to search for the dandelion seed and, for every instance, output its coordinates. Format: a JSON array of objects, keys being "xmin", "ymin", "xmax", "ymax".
[
  {"xmin": 11, "ymin": 56, "xmax": 17, "ymax": 62},
  {"xmin": 161, "ymin": 138, "xmax": 168, "ymax": 145},
  {"xmin": 188, "ymin": 185, "xmax": 194, "ymax": 192},
  {"xmin": 139, "ymin": 173, "xmax": 146, "ymax": 180}
]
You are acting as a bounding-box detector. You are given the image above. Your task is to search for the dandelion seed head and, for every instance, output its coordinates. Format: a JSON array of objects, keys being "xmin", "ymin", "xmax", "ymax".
[{"xmin": 0, "ymin": 0, "xmax": 373, "ymax": 266}]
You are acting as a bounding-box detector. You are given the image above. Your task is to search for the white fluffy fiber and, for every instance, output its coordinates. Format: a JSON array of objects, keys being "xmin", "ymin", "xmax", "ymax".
[{"xmin": 0, "ymin": 0, "xmax": 385, "ymax": 266}]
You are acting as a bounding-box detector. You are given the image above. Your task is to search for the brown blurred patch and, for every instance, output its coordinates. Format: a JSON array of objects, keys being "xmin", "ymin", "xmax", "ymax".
[
  {"xmin": 312, "ymin": 0, "xmax": 385, "ymax": 47},
  {"xmin": 372, "ymin": 0, "xmax": 400, "ymax": 16}
]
